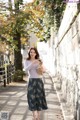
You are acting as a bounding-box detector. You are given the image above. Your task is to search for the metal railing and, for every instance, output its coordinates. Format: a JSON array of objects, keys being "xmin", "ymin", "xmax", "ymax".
[
  {"xmin": 0, "ymin": 67, "xmax": 6, "ymax": 87},
  {"xmin": 0, "ymin": 64, "xmax": 15, "ymax": 87}
]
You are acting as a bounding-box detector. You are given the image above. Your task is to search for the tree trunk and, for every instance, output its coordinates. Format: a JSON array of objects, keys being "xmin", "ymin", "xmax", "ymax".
[
  {"xmin": 14, "ymin": 33, "xmax": 22, "ymax": 71},
  {"xmin": 8, "ymin": 0, "xmax": 12, "ymax": 9}
]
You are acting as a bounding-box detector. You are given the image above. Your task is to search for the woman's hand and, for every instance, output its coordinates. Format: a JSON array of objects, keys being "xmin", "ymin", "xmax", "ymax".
[
  {"xmin": 33, "ymin": 60, "xmax": 40, "ymax": 64},
  {"xmin": 36, "ymin": 63, "xmax": 45, "ymax": 75},
  {"xmin": 36, "ymin": 65, "xmax": 43, "ymax": 75}
]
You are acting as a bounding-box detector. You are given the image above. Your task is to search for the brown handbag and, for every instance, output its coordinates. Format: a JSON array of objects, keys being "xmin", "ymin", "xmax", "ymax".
[{"xmin": 36, "ymin": 65, "xmax": 43, "ymax": 75}]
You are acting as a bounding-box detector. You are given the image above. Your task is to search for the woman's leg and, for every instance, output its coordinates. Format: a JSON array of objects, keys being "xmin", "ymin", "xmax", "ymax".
[
  {"xmin": 32, "ymin": 111, "xmax": 41, "ymax": 120},
  {"xmin": 37, "ymin": 111, "xmax": 41, "ymax": 120},
  {"xmin": 32, "ymin": 111, "xmax": 37, "ymax": 120}
]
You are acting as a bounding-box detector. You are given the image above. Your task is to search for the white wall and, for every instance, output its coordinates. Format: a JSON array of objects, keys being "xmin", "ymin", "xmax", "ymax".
[{"xmin": 53, "ymin": 2, "xmax": 80, "ymax": 119}]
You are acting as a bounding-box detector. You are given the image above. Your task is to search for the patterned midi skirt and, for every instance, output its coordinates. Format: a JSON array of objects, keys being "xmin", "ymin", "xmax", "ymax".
[{"xmin": 27, "ymin": 78, "xmax": 48, "ymax": 111}]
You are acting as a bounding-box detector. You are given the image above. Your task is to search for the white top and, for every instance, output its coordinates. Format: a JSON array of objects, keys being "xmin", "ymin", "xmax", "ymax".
[{"xmin": 24, "ymin": 60, "xmax": 42, "ymax": 78}]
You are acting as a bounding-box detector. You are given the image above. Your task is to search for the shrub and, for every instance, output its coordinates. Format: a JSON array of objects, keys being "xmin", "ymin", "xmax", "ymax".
[{"xmin": 12, "ymin": 70, "xmax": 26, "ymax": 82}]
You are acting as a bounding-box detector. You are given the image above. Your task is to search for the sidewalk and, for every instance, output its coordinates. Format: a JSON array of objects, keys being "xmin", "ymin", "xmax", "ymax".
[
  {"xmin": 0, "ymin": 73, "xmax": 64, "ymax": 120},
  {"xmin": 50, "ymin": 75, "xmax": 75, "ymax": 120}
]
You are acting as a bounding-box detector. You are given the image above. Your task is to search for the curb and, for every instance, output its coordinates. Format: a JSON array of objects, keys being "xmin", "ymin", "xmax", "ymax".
[{"xmin": 48, "ymin": 73, "xmax": 75, "ymax": 120}]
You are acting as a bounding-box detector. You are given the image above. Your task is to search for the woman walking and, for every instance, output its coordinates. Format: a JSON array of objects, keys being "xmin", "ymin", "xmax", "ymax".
[{"xmin": 24, "ymin": 47, "xmax": 48, "ymax": 120}]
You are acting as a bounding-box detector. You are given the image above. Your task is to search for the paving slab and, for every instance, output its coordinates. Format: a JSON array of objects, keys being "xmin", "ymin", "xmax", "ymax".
[{"xmin": 0, "ymin": 73, "xmax": 64, "ymax": 120}]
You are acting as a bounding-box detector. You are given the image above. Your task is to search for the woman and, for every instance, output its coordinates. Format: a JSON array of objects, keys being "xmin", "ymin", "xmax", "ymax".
[{"xmin": 24, "ymin": 47, "xmax": 48, "ymax": 120}]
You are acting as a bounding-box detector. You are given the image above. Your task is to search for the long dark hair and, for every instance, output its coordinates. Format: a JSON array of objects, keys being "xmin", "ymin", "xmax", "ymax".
[{"xmin": 27, "ymin": 47, "xmax": 39, "ymax": 60}]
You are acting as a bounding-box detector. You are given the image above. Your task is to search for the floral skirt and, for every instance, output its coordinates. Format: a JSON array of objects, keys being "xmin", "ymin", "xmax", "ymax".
[{"xmin": 27, "ymin": 78, "xmax": 48, "ymax": 111}]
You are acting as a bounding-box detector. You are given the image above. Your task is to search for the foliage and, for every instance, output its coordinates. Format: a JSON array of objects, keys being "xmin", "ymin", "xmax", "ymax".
[
  {"xmin": 12, "ymin": 70, "xmax": 26, "ymax": 82},
  {"xmin": 0, "ymin": 6, "xmax": 30, "ymax": 49},
  {"xmin": 23, "ymin": 2, "xmax": 45, "ymax": 41},
  {"xmin": 0, "ymin": 0, "xmax": 66, "ymax": 46},
  {"xmin": 34, "ymin": 0, "xmax": 66, "ymax": 31},
  {"xmin": 0, "ymin": 0, "xmax": 46, "ymax": 47}
]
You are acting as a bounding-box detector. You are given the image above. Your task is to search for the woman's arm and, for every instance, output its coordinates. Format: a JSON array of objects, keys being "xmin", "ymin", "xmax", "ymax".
[
  {"xmin": 24, "ymin": 59, "xmax": 39, "ymax": 72},
  {"xmin": 24, "ymin": 60, "xmax": 34, "ymax": 72}
]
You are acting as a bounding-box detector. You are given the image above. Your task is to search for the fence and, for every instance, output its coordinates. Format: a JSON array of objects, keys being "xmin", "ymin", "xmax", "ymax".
[
  {"xmin": 0, "ymin": 67, "xmax": 6, "ymax": 87},
  {"xmin": 0, "ymin": 65, "xmax": 15, "ymax": 87}
]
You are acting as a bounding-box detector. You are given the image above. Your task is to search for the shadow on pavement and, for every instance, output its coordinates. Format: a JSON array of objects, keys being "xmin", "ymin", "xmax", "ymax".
[{"xmin": 0, "ymin": 73, "xmax": 64, "ymax": 120}]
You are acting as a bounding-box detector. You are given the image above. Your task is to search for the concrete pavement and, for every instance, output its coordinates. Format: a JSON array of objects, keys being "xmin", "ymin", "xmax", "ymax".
[{"xmin": 0, "ymin": 73, "xmax": 64, "ymax": 120}]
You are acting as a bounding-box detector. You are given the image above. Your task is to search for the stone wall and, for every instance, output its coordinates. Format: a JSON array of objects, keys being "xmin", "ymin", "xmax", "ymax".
[{"xmin": 54, "ymin": 3, "xmax": 80, "ymax": 119}]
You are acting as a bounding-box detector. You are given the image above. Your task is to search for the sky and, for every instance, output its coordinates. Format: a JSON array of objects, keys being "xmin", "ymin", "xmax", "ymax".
[
  {"xmin": 1, "ymin": 0, "xmax": 34, "ymax": 4},
  {"xmin": 23, "ymin": 0, "xmax": 34, "ymax": 3},
  {"xmin": 0, "ymin": 0, "xmax": 34, "ymax": 9}
]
